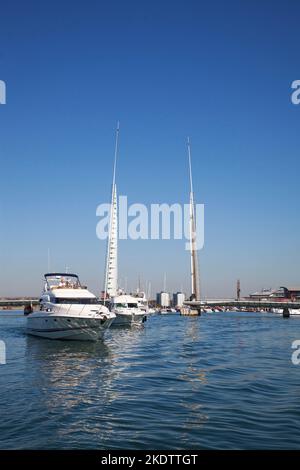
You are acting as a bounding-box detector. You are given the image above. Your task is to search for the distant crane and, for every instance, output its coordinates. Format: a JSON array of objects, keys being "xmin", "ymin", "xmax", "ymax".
[{"xmin": 236, "ymin": 279, "xmax": 241, "ymax": 301}]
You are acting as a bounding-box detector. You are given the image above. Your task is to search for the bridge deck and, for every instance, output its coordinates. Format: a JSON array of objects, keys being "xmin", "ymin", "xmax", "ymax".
[
  {"xmin": 184, "ymin": 300, "xmax": 300, "ymax": 309},
  {"xmin": 184, "ymin": 300, "xmax": 300, "ymax": 317},
  {"xmin": 0, "ymin": 299, "xmax": 39, "ymax": 307}
]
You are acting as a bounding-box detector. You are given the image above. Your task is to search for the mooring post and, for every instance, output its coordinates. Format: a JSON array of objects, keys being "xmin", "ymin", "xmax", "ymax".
[{"xmin": 283, "ymin": 307, "xmax": 290, "ymax": 318}]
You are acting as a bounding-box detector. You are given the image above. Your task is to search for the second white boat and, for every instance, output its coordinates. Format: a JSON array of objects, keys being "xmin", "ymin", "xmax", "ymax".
[{"xmin": 110, "ymin": 294, "xmax": 148, "ymax": 326}]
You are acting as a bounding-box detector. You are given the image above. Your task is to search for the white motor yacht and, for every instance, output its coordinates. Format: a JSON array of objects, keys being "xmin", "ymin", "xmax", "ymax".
[
  {"xmin": 159, "ymin": 308, "xmax": 177, "ymax": 314},
  {"xmin": 25, "ymin": 273, "xmax": 116, "ymax": 341},
  {"xmin": 111, "ymin": 294, "xmax": 147, "ymax": 326},
  {"xmin": 272, "ymin": 307, "xmax": 300, "ymax": 316},
  {"xmin": 135, "ymin": 291, "xmax": 149, "ymax": 312},
  {"xmin": 132, "ymin": 290, "xmax": 155, "ymax": 313},
  {"xmin": 289, "ymin": 309, "xmax": 300, "ymax": 315}
]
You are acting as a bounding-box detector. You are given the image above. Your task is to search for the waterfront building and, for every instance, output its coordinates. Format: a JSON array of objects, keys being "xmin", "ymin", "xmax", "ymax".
[
  {"xmin": 247, "ymin": 286, "xmax": 300, "ymax": 301},
  {"xmin": 247, "ymin": 288, "xmax": 276, "ymax": 301},
  {"xmin": 173, "ymin": 292, "xmax": 185, "ymax": 307},
  {"xmin": 156, "ymin": 292, "xmax": 170, "ymax": 307},
  {"xmin": 279, "ymin": 287, "xmax": 300, "ymax": 300}
]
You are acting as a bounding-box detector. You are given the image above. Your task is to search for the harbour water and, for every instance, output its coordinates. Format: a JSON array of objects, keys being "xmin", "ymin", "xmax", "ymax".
[{"xmin": 1, "ymin": 310, "xmax": 300, "ymax": 449}]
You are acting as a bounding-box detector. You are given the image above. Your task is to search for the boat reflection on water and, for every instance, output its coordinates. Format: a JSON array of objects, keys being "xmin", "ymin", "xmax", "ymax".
[
  {"xmin": 25, "ymin": 337, "xmax": 113, "ymax": 405},
  {"xmin": 178, "ymin": 317, "xmax": 209, "ymax": 444},
  {"xmin": 180, "ymin": 317, "xmax": 207, "ymax": 386},
  {"xmin": 24, "ymin": 325, "xmax": 146, "ymax": 412},
  {"xmin": 23, "ymin": 325, "xmax": 148, "ymax": 446}
]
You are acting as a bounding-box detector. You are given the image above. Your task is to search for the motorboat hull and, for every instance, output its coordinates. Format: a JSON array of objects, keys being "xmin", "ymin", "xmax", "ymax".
[
  {"xmin": 27, "ymin": 313, "xmax": 115, "ymax": 341},
  {"xmin": 112, "ymin": 312, "xmax": 147, "ymax": 327}
]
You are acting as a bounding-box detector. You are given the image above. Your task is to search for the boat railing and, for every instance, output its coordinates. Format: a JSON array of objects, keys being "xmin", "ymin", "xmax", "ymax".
[{"xmin": 79, "ymin": 305, "xmax": 86, "ymax": 316}]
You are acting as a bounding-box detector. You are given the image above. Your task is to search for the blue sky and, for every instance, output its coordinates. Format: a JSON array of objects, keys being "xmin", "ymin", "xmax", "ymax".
[{"xmin": 0, "ymin": 0, "xmax": 300, "ymax": 297}]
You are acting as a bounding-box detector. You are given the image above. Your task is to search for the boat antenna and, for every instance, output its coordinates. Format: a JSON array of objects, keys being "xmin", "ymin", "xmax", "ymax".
[{"xmin": 47, "ymin": 248, "xmax": 51, "ymax": 272}]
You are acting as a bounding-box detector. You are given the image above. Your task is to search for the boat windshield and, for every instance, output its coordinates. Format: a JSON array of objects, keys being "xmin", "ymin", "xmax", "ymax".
[
  {"xmin": 115, "ymin": 302, "xmax": 138, "ymax": 308},
  {"xmin": 45, "ymin": 273, "xmax": 81, "ymax": 290}
]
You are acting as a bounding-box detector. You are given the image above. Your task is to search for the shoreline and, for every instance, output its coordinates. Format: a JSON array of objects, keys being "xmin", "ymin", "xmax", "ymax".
[{"xmin": 0, "ymin": 306, "xmax": 24, "ymax": 311}]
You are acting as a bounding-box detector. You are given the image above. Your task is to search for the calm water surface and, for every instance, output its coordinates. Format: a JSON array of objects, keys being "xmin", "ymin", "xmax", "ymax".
[{"xmin": 0, "ymin": 311, "xmax": 300, "ymax": 449}]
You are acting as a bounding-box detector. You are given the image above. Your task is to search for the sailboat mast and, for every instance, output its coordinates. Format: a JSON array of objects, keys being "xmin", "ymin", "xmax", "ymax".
[
  {"xmin": 147, "ymin": 281, "xmax": 151, "ymax": 301},
  {"xmin": 104, "ymin": 123, "xmax": 119, "ymax": 299},
  {"xmin": 187, "ymin": 137, "xmax": 200, "ymax": 301}
]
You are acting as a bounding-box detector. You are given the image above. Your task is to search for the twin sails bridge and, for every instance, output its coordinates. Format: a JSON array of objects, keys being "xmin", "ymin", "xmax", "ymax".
[{"xmin": 2, "ymin": 137, "xmax": 296, "ymax": 319}]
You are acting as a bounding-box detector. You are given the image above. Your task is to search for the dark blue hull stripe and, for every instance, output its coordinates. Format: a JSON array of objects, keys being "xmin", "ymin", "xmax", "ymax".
[{"xmin": 27, "ymin": 326, "xmax": 95, "ymax": 333}]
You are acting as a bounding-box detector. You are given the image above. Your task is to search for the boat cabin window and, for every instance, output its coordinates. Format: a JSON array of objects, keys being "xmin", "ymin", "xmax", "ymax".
[
  {"xmin": 55, "ymin": 298, "xmax": 99, "ymax": 304},
  {"xmin": 128, "ymin": 303, "xmax": 138, "ymax": 308},
  {"xmin": 115, "ymin": 303, "xmax": 127, "ymax": 308}
]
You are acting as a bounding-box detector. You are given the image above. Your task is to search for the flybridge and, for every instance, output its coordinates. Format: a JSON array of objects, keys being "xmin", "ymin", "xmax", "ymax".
[{"xmin": 0, "ymin": 80, "xmax": 6, "ymax": 104}]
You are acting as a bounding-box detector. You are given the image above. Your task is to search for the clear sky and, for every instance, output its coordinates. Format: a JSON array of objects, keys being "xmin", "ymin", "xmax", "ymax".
[{"xmin": 0, "ymin": 0, "xmax": 300, "ymax": 298}]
